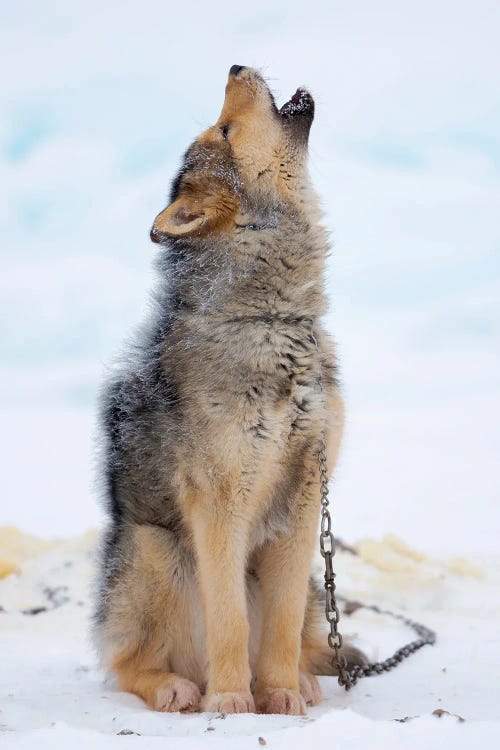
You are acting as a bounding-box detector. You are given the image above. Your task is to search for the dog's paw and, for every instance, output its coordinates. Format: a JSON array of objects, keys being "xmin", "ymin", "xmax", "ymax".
[
  {"xmin": 299, "ymin": 671, "xmax": 322, "ymax": 706},
  {"xmin": 153, "ymin": 675, "xmax": 201, "ymax": 713},
  {"xmin": 255, "ymin": 687, "xmax": 307, "ymax": 715},
  {"xmin": 201, "ymin": 691, "xmax": 255, "ymax": 714}
]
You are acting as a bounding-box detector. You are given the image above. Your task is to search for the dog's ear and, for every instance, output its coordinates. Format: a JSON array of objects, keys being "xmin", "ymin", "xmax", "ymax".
[{"xmin": 151, "ymin": 196, "xmax": 216, "ymax": 239}]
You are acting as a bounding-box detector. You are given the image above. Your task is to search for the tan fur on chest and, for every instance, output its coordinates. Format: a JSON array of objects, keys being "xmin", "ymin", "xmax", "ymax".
[{"xmin": 174, "ymin": 318, "xmax": 325, "ymax": 532}]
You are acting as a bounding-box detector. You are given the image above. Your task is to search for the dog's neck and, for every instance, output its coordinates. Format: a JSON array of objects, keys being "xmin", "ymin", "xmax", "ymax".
[{"xmin": 156, "ymin": 212, "xmax": 329, "ymax": 322}]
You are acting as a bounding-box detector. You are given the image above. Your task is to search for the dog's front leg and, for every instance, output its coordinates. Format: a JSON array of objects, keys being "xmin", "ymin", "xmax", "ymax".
[
  {"xmin": 254, "ymin": 477, "xmax": 319, "ymax": 715},
  {"xmin": 190, "ymin": 506, "xmax": 254, "ymax": 713}
]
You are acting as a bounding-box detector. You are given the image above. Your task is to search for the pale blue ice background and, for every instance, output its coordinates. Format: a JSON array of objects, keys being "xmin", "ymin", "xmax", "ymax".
[{"xmin": 1, "ymin": 1, "xmax": 498, "ymax": 554}]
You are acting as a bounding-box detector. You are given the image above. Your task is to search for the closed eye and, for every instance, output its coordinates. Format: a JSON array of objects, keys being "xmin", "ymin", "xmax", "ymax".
[{"xmin": 220, "ymin": 124, "xmax": 230, "ymax": 139}]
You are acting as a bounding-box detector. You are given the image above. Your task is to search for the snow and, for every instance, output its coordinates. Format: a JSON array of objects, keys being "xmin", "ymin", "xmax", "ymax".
[{"xmin": 1, "ymin": 530, "xmax": 499, "ymax": 748}]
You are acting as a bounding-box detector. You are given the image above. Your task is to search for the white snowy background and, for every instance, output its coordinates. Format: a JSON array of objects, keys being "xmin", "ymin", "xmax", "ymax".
[{"xmin": 1, "ymin": 1, "xmax": 499, "ymax": 747}]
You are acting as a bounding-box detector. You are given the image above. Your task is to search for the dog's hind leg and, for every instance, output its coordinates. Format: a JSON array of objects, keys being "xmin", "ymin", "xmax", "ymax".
[
  {"xmin": 110, "ymin": 653, "xmax": 201, "ymax": 713},
  {"xmin": 94, "ymin": 523, "xmax": 203, "ymax": 712}
]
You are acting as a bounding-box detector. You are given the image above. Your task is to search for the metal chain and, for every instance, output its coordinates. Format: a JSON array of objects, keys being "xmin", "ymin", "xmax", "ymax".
[{"xmin": 317, "ymin": 436, "xmax": 436, "ymax": 690}]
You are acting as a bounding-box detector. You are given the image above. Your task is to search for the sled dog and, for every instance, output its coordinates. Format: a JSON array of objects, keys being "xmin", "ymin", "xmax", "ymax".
[{"xmin": 94, "ymin": 65, "xmax": 364, "ymax": 716}]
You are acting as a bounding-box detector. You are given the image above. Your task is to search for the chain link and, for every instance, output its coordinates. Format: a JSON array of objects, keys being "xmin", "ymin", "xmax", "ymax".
[{"xmin": 317, "ymin": 436, "xmax": 436, "ymax": 690}]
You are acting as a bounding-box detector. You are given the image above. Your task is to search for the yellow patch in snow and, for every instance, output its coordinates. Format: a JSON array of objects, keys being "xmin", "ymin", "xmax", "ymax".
[
  {"xmin": 0, "ymin": 556, "xmax": 18, "ymax": 579},
  {"xmin": 446, "ymin": 556, "xmax": 483, "ymax": 580},
  {"xmin": 383, "ymin": 534, "xmax": 427, "ymax": 562},
  {"xmin": 0, "ymin": 526, "xmax": 55, "ymax": 579},
  {"xmin": 355, "ymin": 535, "xmax": 483, "ymax": 582},
  {"xmin": 356, "ymin": 536, "xmax": 421, "ymax": 575}
]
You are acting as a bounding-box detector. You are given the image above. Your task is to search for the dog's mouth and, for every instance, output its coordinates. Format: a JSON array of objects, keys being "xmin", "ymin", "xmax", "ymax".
[{"xmin": 279, "ymin": 88, "xmax": 315, "ymax": 120}]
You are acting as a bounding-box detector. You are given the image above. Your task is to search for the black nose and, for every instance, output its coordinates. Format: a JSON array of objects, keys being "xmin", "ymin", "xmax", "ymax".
[{"xmin": 229, "ymin": 64, "xmax": 245, "ymax": 77}]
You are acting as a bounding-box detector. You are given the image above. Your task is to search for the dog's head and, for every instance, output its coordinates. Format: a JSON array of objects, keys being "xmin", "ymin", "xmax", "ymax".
[{"xmin": 151, "ymin": 66, "xmax": 315, "ymax": 242}]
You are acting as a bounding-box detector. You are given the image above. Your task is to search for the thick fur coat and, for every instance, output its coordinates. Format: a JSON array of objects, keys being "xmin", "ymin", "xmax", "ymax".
[{"xmin": 94, "ymin": 65, "xmax": 364, "ymax": 716}]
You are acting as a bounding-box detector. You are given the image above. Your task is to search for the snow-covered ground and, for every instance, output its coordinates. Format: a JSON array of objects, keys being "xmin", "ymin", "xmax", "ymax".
[{"xmin": 1, "ymin": 529, "xmax": 499, "ymax": 748}]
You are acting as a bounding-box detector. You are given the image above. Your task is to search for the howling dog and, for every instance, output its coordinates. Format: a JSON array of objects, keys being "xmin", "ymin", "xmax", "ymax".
[{"xmin": 94, "ymin": 65, "xmax": 364, "ymax": 716}]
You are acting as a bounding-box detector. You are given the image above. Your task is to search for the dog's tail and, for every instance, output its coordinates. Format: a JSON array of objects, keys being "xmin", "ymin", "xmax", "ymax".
[
  {"xmin": 302, "ymin": 576, "xmax": 368, "ymax": 675},
  {"xmin": 305, "ymin": 641, "xmax": 368, "ymax": 676}
]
